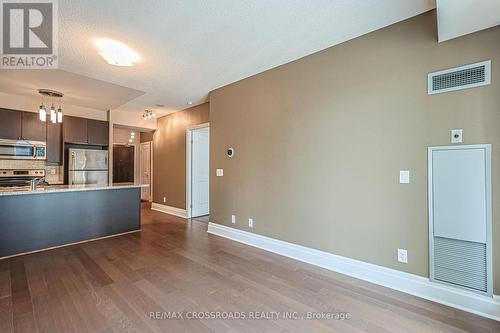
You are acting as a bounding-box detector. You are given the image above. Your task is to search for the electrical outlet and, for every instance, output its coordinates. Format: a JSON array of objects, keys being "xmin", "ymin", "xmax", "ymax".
[
  {"xmin": 248, "ymin": 218, "xmax": 254, "ymax": 228},
  {"xmin": 397, "ymin": 248, "xmax": 408, "ymax": 264},
  {"xmin": 163, "ymin": 197, "xmax": 166, "ymax": 203},
  {"xmin": 451, "ymin": 129, "xmax": 463, "ymax": 144},
  {"xmin": 231, "ymin": 215, "xmax": 236, "ymax": 224},
  {"xmin": 216, "ymin": 169, "xmax": 224, "ymax": 177}
]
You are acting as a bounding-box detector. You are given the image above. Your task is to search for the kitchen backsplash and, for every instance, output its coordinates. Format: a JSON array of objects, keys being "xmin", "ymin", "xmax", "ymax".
[{"xmin": 0, "ymin": 160, "xmax": 63, "ymax": 184}]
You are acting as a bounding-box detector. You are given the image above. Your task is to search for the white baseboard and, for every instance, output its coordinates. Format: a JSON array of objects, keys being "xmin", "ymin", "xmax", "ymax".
[
  {"xmin": 151, "ymin": 203, "xmax": 187, "ymax": 218},
  {"xmin": 207, "ymin": 222, "xmax": 500, "ymax": 321}
]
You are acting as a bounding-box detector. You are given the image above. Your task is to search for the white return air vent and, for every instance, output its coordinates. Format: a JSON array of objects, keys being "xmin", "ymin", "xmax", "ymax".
[{"xmin": 428, "ymin": 60, "xmax": 491, "ymax": 95}]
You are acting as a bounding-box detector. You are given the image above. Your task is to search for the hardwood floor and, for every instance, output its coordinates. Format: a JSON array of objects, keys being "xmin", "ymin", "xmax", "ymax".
[{"xmin": 0, "ymin": 203, "xmax": 498, "ymax": 332}]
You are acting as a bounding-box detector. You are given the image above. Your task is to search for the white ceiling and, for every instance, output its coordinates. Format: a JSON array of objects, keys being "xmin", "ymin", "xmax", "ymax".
[
  {"xmin": 1, "ymin": 0, "xmax": 436, "ymax": 118},
  {"xmin": 437, "ymin": 0, "xmax": 500, "ymax": 42}
]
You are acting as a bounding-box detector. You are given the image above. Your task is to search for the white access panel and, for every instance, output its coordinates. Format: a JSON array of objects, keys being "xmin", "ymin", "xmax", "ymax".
[
  {"xmin": 432, "ymin": 148, "xmax": 486, "ymax": 243},
  {"xmin": 428, "ymin": 144, "xmax": 492, "ymax": 295}
]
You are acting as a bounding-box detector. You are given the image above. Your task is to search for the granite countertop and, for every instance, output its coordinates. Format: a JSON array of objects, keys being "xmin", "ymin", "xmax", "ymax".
[{"xmin": 0, "ymin": 183, "xmax": 149, "ymax": 196}]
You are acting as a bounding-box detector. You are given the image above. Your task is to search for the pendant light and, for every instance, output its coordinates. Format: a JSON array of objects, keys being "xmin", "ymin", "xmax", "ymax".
[
  {"xmin": 37, "ymin": 89, "xmax": 64, "ymax": 123},
  {"xmin": 50, "ymin": 104, "xmax": 57, "ymax": 123},
  {"xmin": 39, "ymin": 103, "xmax": 46, "ymax": 122},
  {"xmin": 57, "ymin": 106, "xmax": 63, "ymax": 123}
]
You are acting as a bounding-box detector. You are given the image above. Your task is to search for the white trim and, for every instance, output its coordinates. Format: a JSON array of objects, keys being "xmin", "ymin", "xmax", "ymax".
[
  {"xmin": 186, "ymin": 123, "xmax": 210, "ymax": 218},
  {"xmin": 207, "ymin": 222, "xmax": 500, "ymax": 321},
  {"xmin": 188, "ymin": 122, "xmax": 210, "ymax": 130},
  {"xmin": 428, "ymin": 144, "xmax": 493, "ymax": 296},
  {"xmin": 427, "ymin": 60, "xmax": 491, "ymax": 95},
  {"xmin": 151, "ymin": 203, "xmax": 187, "ymax": 218},
  {"xmin": 140, "ymin": 141, "xmax": 152, "ymax": 202}
]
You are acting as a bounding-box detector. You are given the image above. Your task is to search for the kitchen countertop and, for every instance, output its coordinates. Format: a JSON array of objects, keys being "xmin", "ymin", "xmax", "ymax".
[{"xmin": 0, "ymin": 183, "xmax": 149, "ymax": 196}]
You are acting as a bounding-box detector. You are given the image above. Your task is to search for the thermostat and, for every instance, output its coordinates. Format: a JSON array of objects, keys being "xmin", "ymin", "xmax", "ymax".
[{"xmin": 227, "ymin": 147, "xmax": 235, "ymax": 157}]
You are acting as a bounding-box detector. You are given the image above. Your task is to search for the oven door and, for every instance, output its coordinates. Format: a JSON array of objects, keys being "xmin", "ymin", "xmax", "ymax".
[{"xmin": 0, "ymin": 141, "xmax": 35, "ymax": 159}]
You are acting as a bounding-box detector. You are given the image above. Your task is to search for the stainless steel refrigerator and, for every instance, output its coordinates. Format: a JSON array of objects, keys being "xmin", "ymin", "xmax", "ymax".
[{"xmin": 68, "ymin": 148, "xmax": 108, "ymax": 185}]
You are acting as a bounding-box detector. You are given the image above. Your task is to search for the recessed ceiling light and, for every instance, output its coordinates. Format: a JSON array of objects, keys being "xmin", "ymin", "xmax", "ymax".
[
  {"xmin": 187, "ymin": 101, "xmax": 193, "ymax": 105},
  {"xmin": 155, "ymin": 104, "xmax": 165, "ymax": 108},
  {"xmin": 95, "ymin": 38, "xmax": 140, "ymax": 67}
]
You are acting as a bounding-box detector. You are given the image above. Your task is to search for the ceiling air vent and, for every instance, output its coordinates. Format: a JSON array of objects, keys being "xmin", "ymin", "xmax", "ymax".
[{"xmin": 428, "ymin": 60, "xmax": 491, "ymax": 95}]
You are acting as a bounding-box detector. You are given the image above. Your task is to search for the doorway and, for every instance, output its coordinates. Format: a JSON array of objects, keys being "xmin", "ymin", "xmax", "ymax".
[
  {"xmin": 140, "ymin": 142, "xmax": 152, "ymax": 201},
  {"xmin": 187, "ymin": 124, "xmax": 210, "ymax": 218}
]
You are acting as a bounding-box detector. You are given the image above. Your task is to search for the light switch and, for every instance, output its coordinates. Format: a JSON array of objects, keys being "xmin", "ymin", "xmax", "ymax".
[
  {"xmin": 451, "ymin": 129, "xmax": 463, "ymax": 144},
  {"xmin": 399, "ymin": 170, "xmax": 410, "ymax": 184},
  {"xmin": 216, "ymin": 169, "xmax": 224, "ymax": 177}
]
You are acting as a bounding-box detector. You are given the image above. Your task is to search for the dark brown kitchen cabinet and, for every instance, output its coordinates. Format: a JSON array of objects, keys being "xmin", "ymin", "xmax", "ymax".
[
  {"xmin": 0, "ymin": 109, "xmax": 46, "ymax": 141},
  {"xmin": 87, "ymin": 119, "xmax": 109, "ymax": 145},
  {"xmin": 22, "ymin": 112, "xmax": 46, "ymax": 141},
  {"xmin": 46, "ymin": 120, "xmax": 62, "ymax": 164},
  {"xmin": 0, "ymin": 108, "xmax": 22, "ymax": 140},
  {"xmin": 63, "ymin": 115, "xmax": 88, "ymax": 144}
]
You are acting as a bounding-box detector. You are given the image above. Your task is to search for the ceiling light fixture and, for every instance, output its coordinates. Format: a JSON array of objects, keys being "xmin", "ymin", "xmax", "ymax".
[
  {"xmin": 95, "ymin": 38, "xmax": 140, "ymax": 67},
  {"xmin": 142, "ymin": 109, "xmax": 156, "ymax": 120},
  {"xmin": 38, "ymin": 89, "xmax": 64, "ymax": 123},
  {"xmin": 38, "ymin": 103, "xmax": 46, "ymax": 122},
  {"xmin": 187, "ymin": 101, "xmax": 193, "ymax": 105}
]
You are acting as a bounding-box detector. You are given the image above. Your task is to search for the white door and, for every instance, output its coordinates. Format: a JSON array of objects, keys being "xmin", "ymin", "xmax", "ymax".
[
  {"xmin": 191, "ymin": 127, "xmax": 209, "ymax": 217},
  {"xmin": 140, "ymin": 142, "xmax": 151, "ymax": 201},
  {"xmin": 429, "ymin": 145, "xmax": 492, "ymax": 294}
]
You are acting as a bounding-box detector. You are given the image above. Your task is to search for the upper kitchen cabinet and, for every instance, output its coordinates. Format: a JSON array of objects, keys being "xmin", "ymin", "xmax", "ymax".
[
  {"xmin": 87, "ymin": 119, "xmax": 109, "ymax": 146},
  {"xmin": 63, "ymin": 116, "xmax": 109, "ymax": 146},
  {"xmin": 63, "ymin": 115, "xmax": 88, "ymax": 144},
  {"xmin": 22, "ymin": 112, "xmax": 46, "ymax": 141},
  {"xmin": 0, "ymin": 108, "xmax": 22, "ymax": 140},
  {"xmin": 0, "ymin": 109, "xmax": 46, "ymax": 141}
]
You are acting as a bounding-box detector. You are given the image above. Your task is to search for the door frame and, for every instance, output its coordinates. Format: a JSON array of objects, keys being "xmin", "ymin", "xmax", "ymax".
[
  {"xmin": 140, "ymin": 141, "xmax": 153, "ymax": 202},
  {"xmin": 186, "ymin": 122, "xmax": 210, "ymax": 219},
  {"xmin": 428, "ymin": 144, "xmax": 492, "ymax": 296}
]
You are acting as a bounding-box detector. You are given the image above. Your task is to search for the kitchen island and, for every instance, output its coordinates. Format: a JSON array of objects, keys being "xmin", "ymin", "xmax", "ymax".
[{"xmin": 0, "ymin": 184, "xmax": 146, "ymax": 258}]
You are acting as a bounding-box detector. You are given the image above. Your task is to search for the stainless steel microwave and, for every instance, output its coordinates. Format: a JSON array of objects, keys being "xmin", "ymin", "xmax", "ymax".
[{"xmin": 0, "ymin": 139, "xmax": 46, "ymax": 160}]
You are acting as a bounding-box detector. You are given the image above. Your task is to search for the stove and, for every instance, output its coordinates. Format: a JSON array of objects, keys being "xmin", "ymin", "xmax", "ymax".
[{"xmin": 0, "ymin": 169, "xmax": 46, "ymax": 188}]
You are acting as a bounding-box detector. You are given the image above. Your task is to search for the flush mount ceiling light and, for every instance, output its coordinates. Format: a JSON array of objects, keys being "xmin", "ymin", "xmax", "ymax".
[
  {"xmin": 95, "ymin": 38, "xmax": 140, "ymax": 67},
  {"xmin": 143, "ymin": 109, "xmax": 156, "ymax": 120},
  {"xmin": 38, "ymin": 89, "xmax": 64, "ymax": 124}
]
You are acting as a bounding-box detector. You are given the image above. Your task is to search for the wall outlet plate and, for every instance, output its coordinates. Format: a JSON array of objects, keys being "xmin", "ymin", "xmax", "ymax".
[
  {"xmin": 397, "ymin": 248, "xmax": 408, "ymax": 263},
  {"xmin": 399, "ymin": 170, "xmax": 410, "ymax": 184},
  {"xmin": 231, "ymin": 215, "xmax": 236, "ymax": 224},
  {"xmin": 216, "ymin": 169, "xmax": 224, "ymax": 177},
  {"xmin": 248, "ymin": 218, "xmax": 254, "ymax": 228},
  {"xmin": 451, "ymin": 129, "xmax": 463, "ymax": 143},
  {"xmin": 163, "ymin": 197, "xmax": 166, "ymax": 203}
]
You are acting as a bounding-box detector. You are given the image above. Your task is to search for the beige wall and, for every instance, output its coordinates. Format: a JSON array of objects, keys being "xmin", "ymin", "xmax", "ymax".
[
  {"xmin": 153, "ymin": 103, "xmax": 209, "ymax": 208},
  {"xmin": 210, "ymin": 11, "xmax": 500, "ymax": 292}
]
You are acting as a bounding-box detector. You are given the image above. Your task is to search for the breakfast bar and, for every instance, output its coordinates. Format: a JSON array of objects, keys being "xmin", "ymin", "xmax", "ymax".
[{"xmin": 0, "ymin": 184, "xmax": 145, "ymax": 258}]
